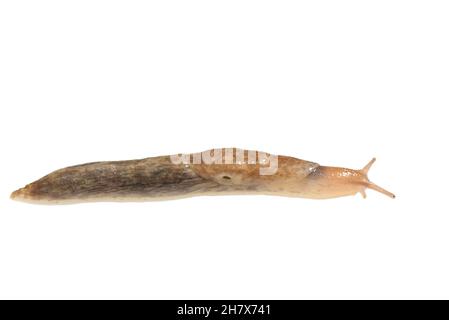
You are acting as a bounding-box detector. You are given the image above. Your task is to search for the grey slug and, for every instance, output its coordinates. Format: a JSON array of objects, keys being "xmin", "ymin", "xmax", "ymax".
[{"xmin": 11, "ymin": 148, "xmax": 395, "ymax": 204}]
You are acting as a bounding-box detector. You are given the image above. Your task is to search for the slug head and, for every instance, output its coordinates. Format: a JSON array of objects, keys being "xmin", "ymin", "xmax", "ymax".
[{"xmin": 306, "ymin": 158, "xmax": 395, "ymax": 199}]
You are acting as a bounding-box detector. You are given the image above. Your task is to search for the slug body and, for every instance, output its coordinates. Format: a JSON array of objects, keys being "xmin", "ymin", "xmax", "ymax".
[{"xmin": 11, "ymin": 148, "xmax": 395, "ymax": 204}]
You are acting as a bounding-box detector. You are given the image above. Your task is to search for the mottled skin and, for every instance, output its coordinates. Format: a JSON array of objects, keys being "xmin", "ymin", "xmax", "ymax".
[{"xmin": 10, "ymin": 148, "xmax": 394, "ymax": 204}]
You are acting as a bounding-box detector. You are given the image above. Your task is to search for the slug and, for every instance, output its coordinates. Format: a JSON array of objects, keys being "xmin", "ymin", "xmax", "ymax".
[{"xmin": 10, "ymin": 148, "xmax": 395, "ymax": 204}]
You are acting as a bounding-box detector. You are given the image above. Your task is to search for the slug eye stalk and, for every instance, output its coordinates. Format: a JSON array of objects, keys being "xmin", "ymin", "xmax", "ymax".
[{"xmin": 359, "ymin": 158, "xmax": 396, "ymax": 199}]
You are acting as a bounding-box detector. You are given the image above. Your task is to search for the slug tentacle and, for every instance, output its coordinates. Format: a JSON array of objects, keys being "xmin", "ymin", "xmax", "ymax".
[
  {"xmin": 365, "ymin": 182, "xmax": 396, "ymax": 199},
  {"xmin": 10, "ymin": 148, "xmax": 395, "ymax": 204},
  {"xmin": 359, "ymin": 158, "xmax": 396, "ymax": 199},
  {"xmin": 361, "ymin": 157, "xmax": 377, "ymax": 174}
]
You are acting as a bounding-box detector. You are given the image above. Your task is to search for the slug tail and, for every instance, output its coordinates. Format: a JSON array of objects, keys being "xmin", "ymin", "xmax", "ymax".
[
  {"xmin": 10, "ymin": 188, "xmax": 22, "ymax": 200},
  {"xmin": 359, "ymin": 158, "xmax": 395, "ymax": 199},
  {"xmin": 10, "ymin": 184, "xmax": 36, "ymax": 202}
]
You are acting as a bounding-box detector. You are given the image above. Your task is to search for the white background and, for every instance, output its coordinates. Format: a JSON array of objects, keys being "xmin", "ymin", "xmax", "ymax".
[{"xmin": 1, "ymin": 1, "xmax": 448, "ymax": 299}]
